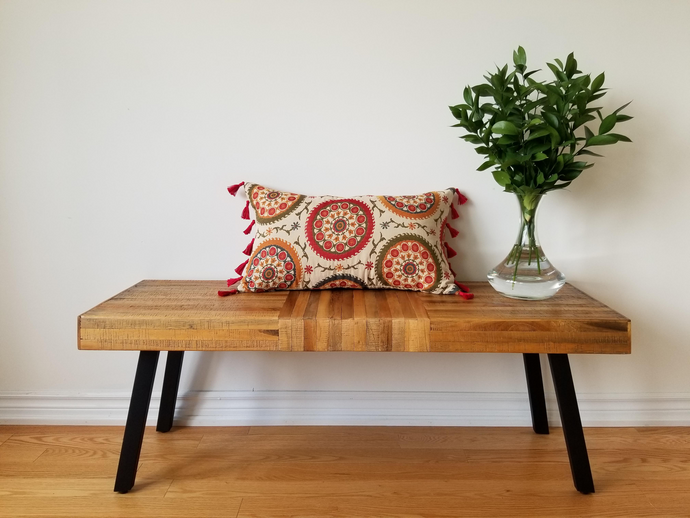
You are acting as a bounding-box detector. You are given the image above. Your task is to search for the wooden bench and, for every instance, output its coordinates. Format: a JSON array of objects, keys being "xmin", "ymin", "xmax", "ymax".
[{"xmin": 78, "ymin": 280, "xmax": 631, "ymax": 494}]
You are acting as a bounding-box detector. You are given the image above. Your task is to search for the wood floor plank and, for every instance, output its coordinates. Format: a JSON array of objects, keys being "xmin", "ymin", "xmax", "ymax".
[
  {"xmin": 165, "ymin": 477, "xmax": 641, "ymax": 499},
  {"xmin": 197, "ymin": 434, "xmax": 402, "ymax": 451},
  {"xmin": 236, "ymin": 493, "xmax": 655, "ymax": 518},
  {"xmin": 0, "ymin": 476, "xmax": 171, "ymax": 497},
  {"xmin": 0, "ymin": 425, "xmax": 688, "ymax": 517},
  {"xmin": 0, "ymin": 496, "xmax": 243, "ymax": 517},
  {"xmin": 0, "ymin": 443, "xmax": 47, "ymax": 463}
]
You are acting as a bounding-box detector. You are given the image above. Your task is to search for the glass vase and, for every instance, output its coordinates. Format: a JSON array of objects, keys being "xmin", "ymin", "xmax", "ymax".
[{"xmin": 487, "ymin": 193, "xmax": 565, "ymax": 300}]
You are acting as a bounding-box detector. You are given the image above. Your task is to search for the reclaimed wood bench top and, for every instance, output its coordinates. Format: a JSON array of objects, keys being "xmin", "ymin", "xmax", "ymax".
[{"xmin": 78, "ymin": 280, "xmax": 631, "ymax": 354}]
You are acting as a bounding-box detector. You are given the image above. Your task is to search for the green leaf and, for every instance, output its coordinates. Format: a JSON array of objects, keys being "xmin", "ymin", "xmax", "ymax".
[
  {"xmin": 491, "ymin": 120, "xmax": 520, "ymax": 135},
  {"xmin": 526, "ymin": 129, "xmax": 551, "ymax": 141},
  {"xmin": 616, "ymin": 114, "xmax": 633, "ymax": 122},
  {"xmin": 613, "ymin": 100, "xmax": 632, "ymax": 115},
  {"xmin": 475, "ymin": 146, "xmax": 489, "ymax": 154},
  {"xmin": 565, "ymin": 52, "xmax": 577, "ymax": 78},
  {"xmin": 598, "ymin": 113, "xmax": 617, "ymax": 134},
  {"xmin": 547, "ymin": 62, "xmax": 565, "ymax": 80},
  {"xmin": 562, "ymin": 170, "xmax": 582, "ymax": 181},
  {"xmin": 472, "ymin": 84, "xmax": 494, "ymax": 97},
  {"xmin": 533, "ymin": 152, "xmax": 548, "ymax": 161},
  {"xmin": 608, "ymin": 133, "xmax": 632, "ymax": 142},
  {"xmin": 477, "ymin": 160, "xmax": 495, "ymax": 171},
  {"xmin": 578, "ymin": 149, "xmax": 604, "ymax": 157},
  {"xmin": 513, "ymin": 47, "xmax": 527, "ymax": 67},
  {"xmin": 496, "ymin": 135, "xmax": 517, "ymax": 145},
  {"xmin": 537, "ymin": 172, "xmax": 545, "ymax": 184},
  {"xmin": 543, "ymin": 112, "xmax": 559, "ymax": 129},
  {"xmin": 547, "ymin": 173, "xmax": 559, "ymax": 182},
  {"xmin": 584, "ymin": 126, "xmax": 595, "ymax": 140},
  {"xmin": 546, "ymin": 181, "xmax": 572, "ymax": 192},
  {"xmin": 565, "ymin": 161, "xmax": 590, "ymax": 170},
  {"xmin": 518, "ymin": 46, "xmax": 526, "ymax": 64},
  {"xmin": 492, "ymin": 170, "xmax": 512, "ymax": 187},
  {"xmin": 449, "ymin": 105, "xmax": 466, "ymax": 120},
  {"xmin": 461, "ymin": 134, "xmax": 484, "ymax": 145},
  {"xmin": 586, "ymin": 134, "xmax": 618, "ymax": 146},
  {"xmin": 554, "ymin": 58, "xmax": 564, "ymax": 69},
  {"xmin": 555, "ymin": 155, "xmax": 565, "ymax": 173},
  {"xmin": 591, "ymin": 72, "xmax": 605, "ymax": 91},
  {"xmin": 549, "ymin": 128, "xmax": 561, "ymax": 148},
  {"xmin": 525, "ymin": 142, "xmax": 551, "ymax": 155},
  {"xmin": 463, "ymin": 86, "xmax": 473, "ymax": 106}
]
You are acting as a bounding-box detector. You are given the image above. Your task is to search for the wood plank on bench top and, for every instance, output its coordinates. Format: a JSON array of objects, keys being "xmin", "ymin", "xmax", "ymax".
[{"xmin": 78, "ymin": 280, "xmax": 630, "ymax": 354}]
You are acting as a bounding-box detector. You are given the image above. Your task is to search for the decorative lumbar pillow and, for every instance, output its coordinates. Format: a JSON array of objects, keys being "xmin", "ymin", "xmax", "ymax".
[{"xmin": 221, "ymin": 182, "xmax": 472, "ymax": 298}]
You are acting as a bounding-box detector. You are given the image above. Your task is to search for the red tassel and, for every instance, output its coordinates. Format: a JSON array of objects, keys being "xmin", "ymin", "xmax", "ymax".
[
  {"xmin": 454, "ymin": 188, "xmax": 468, "ymax": 205},
  {"xmin": 454, "ymin": 281, "xmax": 470, "ymax": 293},
  {"xmin": 454, "ymin": 281, "xmax": 474, "ymax": 300},
  {"xmin": 235, "ymin": 259, "xmax": 249, "ymax": 275},
  {"xmin": 444, "ymin": 242, "xmax": 457, "ymax": 258},
  {"xmin": 241, "ymin": 200, "xmax": 250, "ymax": 220},
  {"xmin": 242, "ymin": 238, "xmax": 255, "ymax": 256},
  {"xmin": 450, "ymin": 203, "xmax": 460, "ymax": 220},
  {"xmin": 218, "ymin": 289, "xmax": 238, "ymax": 297},
  {"xmin": 243, "ymin": 220, "xmax": 255, "ymax": 235},
  {"xmin": 447, "ymin": 224, "xmax": 459, "ymax": 238},
  {"xmin": 227, "ymin": 182, "xmax": 245, "ymax": 196},
  {"xmin": 227, "ymin": 276, "xmax": 242, "ymax": 287}
]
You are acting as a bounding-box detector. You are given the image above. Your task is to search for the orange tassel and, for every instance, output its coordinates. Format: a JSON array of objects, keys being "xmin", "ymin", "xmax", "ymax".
[
  {"xmin": 242, "ymin": 238, "xmax": 254, "ymax": 256},
  {"xmin": 243, "ymin": 220, "xmax": 255, "ymax": 235},
  {"xmin": 218, "ymin": 289, "xmax": 238, "ymax": 297},
  {"xmin": 235, "ymin": 259, "xmax": 249, "ymax": 275},
  {"xmin": 450, "ymin": 203, "xmax": 460, "ymax": 219},
  {"xmin": 447, "ymin": 224, "xmax": 459, "ymax": 238},
  {"xmin": 444, "ymin": 242, "xmax": 457, "ymax": 258},
  {"xmin": 227, "ymin": 182, "xmax": 245, "ymax": 196},
  {"xmin": 241, "ymin": 200, "xmax": 250, "ymax": 220}
]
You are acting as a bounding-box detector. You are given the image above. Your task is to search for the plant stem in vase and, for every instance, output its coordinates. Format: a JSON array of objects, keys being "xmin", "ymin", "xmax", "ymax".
[{"xmin": 487, "ymin": 193, "xmax": 565, "ymax": 300}]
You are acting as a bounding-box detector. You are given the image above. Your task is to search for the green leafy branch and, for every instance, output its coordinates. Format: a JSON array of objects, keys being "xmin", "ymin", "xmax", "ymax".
[{"xmin": 449, "ymin": 46, "xmax": 633, "ymax": 197}]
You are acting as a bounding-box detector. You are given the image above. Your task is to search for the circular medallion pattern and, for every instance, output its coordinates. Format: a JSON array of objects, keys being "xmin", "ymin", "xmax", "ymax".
[
  {"xmin": 378, "ymin": 192, "xmax": 439, "ymax": 220},
  {"xmin": 376, "ymin": 235, "xmax": 441, "ymax": 292},
  {"xmin": 305, "ymin": 199, "xmax": 374, "ymax": 260},
  {"xmin": 312, "ymin": 274, "xmax": 365, "ymax": 290},
  {"xmin": 243, "ymin": 238, "xmax": 302, "ymax": 292},
  {"xmin": 249, "ymin": 185, "xmax": 305, "ymax": 224}
]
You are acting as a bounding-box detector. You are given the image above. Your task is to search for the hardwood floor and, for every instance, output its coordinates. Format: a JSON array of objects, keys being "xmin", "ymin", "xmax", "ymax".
[{"xmin": 0, "ymin": 425, "xmax": 688, "ymax": 517}]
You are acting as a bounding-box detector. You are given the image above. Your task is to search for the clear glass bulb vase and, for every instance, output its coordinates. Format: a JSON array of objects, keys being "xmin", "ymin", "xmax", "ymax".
[{"xmin": 487, "ymin": 193, "xmax": 565, "ymax": 300}]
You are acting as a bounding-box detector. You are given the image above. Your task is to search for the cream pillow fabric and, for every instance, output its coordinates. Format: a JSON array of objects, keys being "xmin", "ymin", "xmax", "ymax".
[{"xmin": 223, "ymin": 182, "xmax": 471, "ymax": 298}]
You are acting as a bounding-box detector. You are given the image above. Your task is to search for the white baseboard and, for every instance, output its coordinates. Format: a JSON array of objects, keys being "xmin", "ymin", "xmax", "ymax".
[{"xmin": 0, "ymin": 390, "xmax": 689, "ymax": 427}]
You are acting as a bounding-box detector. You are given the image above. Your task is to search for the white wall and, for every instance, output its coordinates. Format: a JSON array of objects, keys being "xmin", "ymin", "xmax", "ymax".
[{"xmin": 1, "ymin": 0, "xmax": 689, "ymax": 425}]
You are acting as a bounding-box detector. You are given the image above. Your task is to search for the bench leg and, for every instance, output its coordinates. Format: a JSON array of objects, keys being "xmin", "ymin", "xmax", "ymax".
[
  {"xmin": 114, "ymin": 351, "xmax": 160, "ymax": 494},
  {"xmin": 523, "ymin": 353, "xmax": 549, "ymax": 434},
  {"xmin": 548, "ymin": 353, "xmax": 595, "ymax": 494},
  {"xmin": 156, "ymin": 351, "xmax": 184, "ymax": 433}
]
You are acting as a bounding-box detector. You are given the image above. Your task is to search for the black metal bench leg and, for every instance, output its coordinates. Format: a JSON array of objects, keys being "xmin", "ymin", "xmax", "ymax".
[
  {"xmin": 523, "ymin": 353, "xmax": 549, "ymax": 434},
  {"xmin": 156, "ymin": 351, "xmax": 184, "ymax": 433},
  {"xmin": 114, "ymin": 351, "xmax": 160, "ymax": 493},
  {"xmin": 548, "ymin": 353, "xmax": 595, "ymax": 494}
]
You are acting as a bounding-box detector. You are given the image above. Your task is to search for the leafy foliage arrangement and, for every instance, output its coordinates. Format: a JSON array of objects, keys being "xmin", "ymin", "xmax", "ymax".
[{"xmin": 449, "ymin": 47, "xmax": 632, "ymax": 276}]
